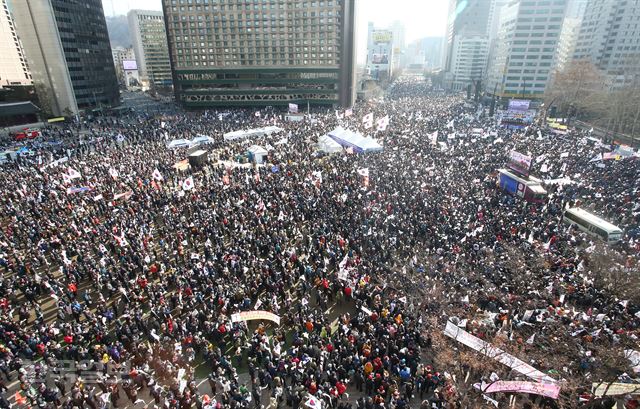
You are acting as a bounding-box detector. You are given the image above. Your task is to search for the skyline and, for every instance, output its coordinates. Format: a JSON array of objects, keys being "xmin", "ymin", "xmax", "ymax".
[{"xmin": 101, "ymin": 0, "xmax": 449, "ymax": 62}]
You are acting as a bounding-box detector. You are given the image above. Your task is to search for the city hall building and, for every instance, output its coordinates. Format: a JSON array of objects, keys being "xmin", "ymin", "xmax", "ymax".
[{"xmin": 162, "ymin": 0, "xmax": 357, "ymax": 108}]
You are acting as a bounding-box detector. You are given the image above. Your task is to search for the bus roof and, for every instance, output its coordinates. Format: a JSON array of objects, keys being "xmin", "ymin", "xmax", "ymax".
[
  {"xmin": 565, "ymin": 207, "xmax": 622, "ymax": 233},
  {"xmin": 529, "ymin": 184, "xmax": 547, "ymax": 194}
]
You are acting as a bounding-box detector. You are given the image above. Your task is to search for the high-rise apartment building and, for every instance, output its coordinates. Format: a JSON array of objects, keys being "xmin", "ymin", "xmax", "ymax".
[
  {"xmin": 128, "ymin": 9, "xmax": 173, "ymax": 90},
  {"xmin": 573, "ymin": 0, "xmax": 640, "ymax": 88},
  {"xmin": 10, "ymin": 0, "xmax": 119, "ymax": 115},
  {"xmin": 444, "ymin": 0, "xmax": 493, "ymax": 90},
  {"xmin": 162, "ymin": 0, "xmax": 357, "ymax": 108},
  {"xmin": 0, "ymin": 0, "xmax": 31, "ymax": 87},
  {"xmin": 486, "ymin": 0, "xmax": 568, "ymax": 100}
]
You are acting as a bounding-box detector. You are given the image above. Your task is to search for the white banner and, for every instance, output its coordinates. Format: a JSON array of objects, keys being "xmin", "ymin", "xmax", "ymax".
[
  {"xmin": 592, "ymin": 382, "xmax": 640, "ymax": 397},
  {"xmin": 230, "ymin": 310, "xmax": 281, "ymax": 325},
  {"xmin": 444, "ymin": 321, "xmax": 557, "ymax": 384}
]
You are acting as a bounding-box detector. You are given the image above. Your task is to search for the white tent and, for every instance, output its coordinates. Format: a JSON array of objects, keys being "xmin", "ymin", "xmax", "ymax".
[
  {"xmin": 191, "ymin": 135, "xmax": 215, "ymax": 145},
  {"xmin": 327, "ymin": 127, "xmax": 383, "ymax": 154},
  {"xmin": 248, "ymin": 145, "xmax": 268, "ymax": 164},
  {"xmin": 167, "ymin": 139, "xmax": 191, "ymax": 149},
  {"xmin": 317, "ymin": 134, "xmax": 343, "ymax": 154},
  {"xmin": 261, "ymin": 126, "xmax": 284, "ymax": 135},
  {"xmin": 223, "ymin": 126, "xmax": 284, "ymax": 141}
]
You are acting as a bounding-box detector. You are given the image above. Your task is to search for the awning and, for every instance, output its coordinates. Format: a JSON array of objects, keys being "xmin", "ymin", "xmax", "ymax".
[{"xmin": 0, "ymin": 101, "xmax": 40, "ymax": 117}]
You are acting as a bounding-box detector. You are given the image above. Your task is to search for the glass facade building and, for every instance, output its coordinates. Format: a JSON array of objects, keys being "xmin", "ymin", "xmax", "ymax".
[
  {"xmin": 128, "ymin": 10, "xmax": 173, "ymax": 89},
  {"xmin": 11, "ymin": 0, "xmax": 119, "ymax": 114}
]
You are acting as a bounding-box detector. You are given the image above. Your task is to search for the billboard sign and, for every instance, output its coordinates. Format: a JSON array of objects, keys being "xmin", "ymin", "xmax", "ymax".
[
  {"xmin": 509, "ymin": 99, "xmax": 530, "ymax": 111},
  {"xmin": 372, "ymin": 30, "xmax": 392, "ymax": 44},
  {"xmin": 372, "ymin": 53, "xmax": 389, "ymax": 64},
  {"xmin": 507, "ymin": 150, "xmax": 533, "ymax": 176},
  {"xmin": 123, "ymin": 60, "xmax": 138, "ymax": 71}
]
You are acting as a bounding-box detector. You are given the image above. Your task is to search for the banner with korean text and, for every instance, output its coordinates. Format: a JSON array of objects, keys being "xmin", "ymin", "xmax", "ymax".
[
  {"xmin": 444, "ymin": 321, "xmax": 557, "ymax": 384},
  {"xmin": 231, "ymin": 310, "xmax": 281, "ymax": 325},
  {"xmin": 479, "ymin": 381, "xmax": 560, "ymax": 399}
]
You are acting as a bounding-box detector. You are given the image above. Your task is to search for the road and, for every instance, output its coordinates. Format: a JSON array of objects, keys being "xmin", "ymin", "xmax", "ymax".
[{"xmin": 119, "ymin": 91, "xmax": 180, "ymax": 116}]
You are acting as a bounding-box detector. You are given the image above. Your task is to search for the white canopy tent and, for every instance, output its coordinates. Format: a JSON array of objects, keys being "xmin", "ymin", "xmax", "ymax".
[
  {"xmin": 223, "ymin": 126, "xmax": 284, "ymax": 142},
  {"xmin": 248, "ymin": 145, "xmax": 268, "ymax": 164},
  {"xmin": 167, "ymin": 139, "xmax": 191, "ymax": 149},
  {"xmin": 327, "ymin": 127, "xmax": 383, "ymax": 154},
  {"xmin": 191, "ymin": 135, "xmax": 215, "ymax": 145},
  {"xmin": 317, "ymin": 134, "xmax": 343, "ymax": 154}
]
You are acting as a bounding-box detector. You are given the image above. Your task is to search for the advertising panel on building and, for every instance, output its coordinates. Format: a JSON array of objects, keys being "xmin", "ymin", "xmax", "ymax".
[
  {"xmin": 372, "ymin": 30, "xmax": 393, "ymax": 44},
  {"xmin": 367, "ymin": 29, "xmax": 394, "ymax": 80},
  {"xmin": 123, "ymin": 60, "xmax": 138, "ymax": 71}
]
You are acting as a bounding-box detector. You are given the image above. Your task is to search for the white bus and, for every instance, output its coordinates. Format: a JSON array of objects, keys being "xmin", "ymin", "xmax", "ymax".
[{"xmin": 563, "ymin": 207, "xmax": 623, "ymax": 244}]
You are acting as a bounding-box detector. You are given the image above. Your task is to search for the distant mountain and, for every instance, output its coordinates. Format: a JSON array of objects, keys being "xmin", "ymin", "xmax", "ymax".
[{"xmin": 106, "ymin": 15, "xmax": 131, "ymax": 49}]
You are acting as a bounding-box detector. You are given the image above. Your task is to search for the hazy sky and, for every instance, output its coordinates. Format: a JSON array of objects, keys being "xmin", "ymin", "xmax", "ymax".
[{"xmin": 102, "ymin": 0, "xmax": 448, "ymax": 61}]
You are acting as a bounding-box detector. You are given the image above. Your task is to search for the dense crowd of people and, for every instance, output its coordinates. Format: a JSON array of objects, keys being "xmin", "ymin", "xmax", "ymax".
[{"xmin": 0, "ymin": 77, "xmax": 638, "ymax": 409}]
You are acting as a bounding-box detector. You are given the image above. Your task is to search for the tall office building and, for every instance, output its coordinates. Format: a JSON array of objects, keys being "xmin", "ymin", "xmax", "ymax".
[
  {"xmin": 10, "ymin": 0, "xmax": 119, "ymax": 116},
  {"xmin": 485, "ymin": 0, "xmax": 509, "ymax": 86},
  {"xmin": 573, "ymin": 0, "xmax": 640, "ymax": 88},
  {"xmin": 487, "ymin": 0, "xmax": 509, "ymax": 43},
  {"xmin": 389, "ymin": 20, "xmax": 406, "ymax": 70},
  {"xmin": 444, "ymin": 0, "xmax": 493, "ymax": 90},
  {"xmin": 444, "ymin": 0, "xmax": 492, "ymax": 70},
  {"xmin": 162, "ymin": 0, "xmax": 357, "ymax": 108},
  {"xmin": 406, "ymin": 37, "xmax": 444, "ymax": 70},
  {"xmin": 422, "ymin": 37, "xmax": 445, "ymax": 70},
  {"xmin": 555, "ymin": 0, "xmax": 587, "ymax": 72},
  {"xmin": 0, "ymin": 0, "xmax": 31, "ymax": 87},
  {"xmin": 128, "ymin": 10, "xmax": 173, "ymax": 90},
  {"xmin": 565, "ymin": 0, "xmax": 587, "ymax": 19},
  {"xmin": 448, "ymin": 36, "xmax": 490, "ymax": 90},
  {"xmin": 112, "ymin": 47, "xmax": 138, "ymax": 86},
  {"xmin": 486, "ymin": 0, "xmax": 568, "ymax": 100},
  {"xmin": 556, "ymin": 17, "xmax": 581, "ymax": 72}
]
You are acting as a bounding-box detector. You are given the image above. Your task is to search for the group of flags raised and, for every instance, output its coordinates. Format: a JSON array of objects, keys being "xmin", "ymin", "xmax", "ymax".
[
  {"xmin": 362, "ymin": 113, "xmax": 390, "ymax": 131},
  {"xmin": 61, "ymin": 166, "xmax": 195, "ymax": 193},
  {"xmin": 333, "ymin": 109, "xmax": 389, "ymax": 132}
]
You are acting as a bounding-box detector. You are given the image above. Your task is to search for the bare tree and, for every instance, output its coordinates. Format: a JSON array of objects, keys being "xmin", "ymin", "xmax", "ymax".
[
  {"xmin": 546, "ymin": 60, "xmax": 607, "ymax": 120},
  {"xmin": 586, "ymin": 244, "xmax": 640, "ymax": 304}
]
